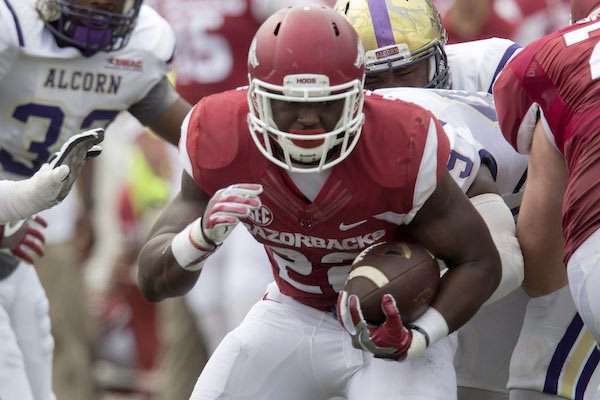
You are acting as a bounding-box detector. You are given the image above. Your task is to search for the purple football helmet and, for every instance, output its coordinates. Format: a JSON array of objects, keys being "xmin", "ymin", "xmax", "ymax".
[{"xmin": 36, "ymin": 0, "xmax": 143, "ymax": 53}]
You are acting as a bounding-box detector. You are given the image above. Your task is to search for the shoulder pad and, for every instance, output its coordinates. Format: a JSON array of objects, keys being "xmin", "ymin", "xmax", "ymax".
[
  {"xmin": 357, "ymin": 93, "xmax": 450, "ymax": 189},
  {"xmin": 182, "ymin": 89, "xmax": 269, "ymax": 191},
  {"xmin": 127, "ymin": 5, "xmax": 176, "ymax": 64}
]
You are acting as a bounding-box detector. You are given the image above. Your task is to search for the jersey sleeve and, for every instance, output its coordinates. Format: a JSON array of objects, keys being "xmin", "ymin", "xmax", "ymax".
[
  {"xmin": 493, "ymin": 47, "xmax": 539, "ymax": 155},
  {"xmin": 126, "ymin": 5, "xmax": 176, "ymax": 104},
  {"xmin": 478, "ymin": 38, "xmax": 522, "ymax": 93},
  {"xmin": 178, "ymin": 106, "xmax": 196, "ymax": 180},
  {"xmin": 0, "ymin": 0, "xmax": 21, "ymax": 80},
  {"xmin": 443, "ymin": 123, "xmax": 482, "ymax": 193},
  {"xmin": 178, "ymin": 90, "xmax": 247, "ymax": 192},
  {"xmin": 403, "ymin": 113, "xmax": 451, "ymax": 224},
  {"xmin": 446, "ymin": 38, "xmax": 521, "ymax": 93}
]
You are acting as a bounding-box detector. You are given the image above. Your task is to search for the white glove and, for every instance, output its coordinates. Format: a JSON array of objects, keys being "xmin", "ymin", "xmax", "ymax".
[
  {"xmin": 171, "ymin": 183, "xmax": 263, "ymax": 271},
  {"xmin": 0, "ymin": 128, "xmax": 105, "ymax": 222},
  {"xmin": 47, "ymin": 127, "xmax": 104, "ymax": 202},
  {"xmin": 201, "ymin": 183, "xmax": 264, "ymax": 246}
]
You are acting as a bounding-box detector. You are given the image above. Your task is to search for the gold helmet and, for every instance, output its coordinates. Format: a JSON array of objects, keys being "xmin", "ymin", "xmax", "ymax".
[{"xmin": 335, "ymin": 0, "xmax": 450, "ymax": 89}]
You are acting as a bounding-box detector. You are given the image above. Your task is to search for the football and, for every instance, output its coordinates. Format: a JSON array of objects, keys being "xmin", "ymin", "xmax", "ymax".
[{"xmin": 344, "ymin": 241, "xmax": 441, "ymax": 325}]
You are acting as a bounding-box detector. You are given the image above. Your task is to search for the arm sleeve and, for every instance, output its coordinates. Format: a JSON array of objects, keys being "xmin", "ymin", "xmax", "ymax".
[
  {"xmin": 0, "ymin": 2, "xmax": 20, "ymax": 82},
  {"xmin": 493, "ymin": 52, "xmax": 539, "ymax": 154},
  {"xmin": 470, "ymin": 193, "xmax": 524, "ymax": 306},
  {"xmin": 128, "ymin": 77, "xmax": 180, "ymax": 126}
]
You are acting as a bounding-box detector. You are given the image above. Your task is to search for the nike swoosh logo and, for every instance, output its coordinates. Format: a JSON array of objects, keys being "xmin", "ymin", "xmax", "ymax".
[{"xmin": 339, "ymin": 220, "xmax": 367, "ymax": 231}]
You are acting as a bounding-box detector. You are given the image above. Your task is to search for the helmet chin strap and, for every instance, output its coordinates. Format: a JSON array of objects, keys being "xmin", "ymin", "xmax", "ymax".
[{"xmin": 286, "ymin": 128, "xmax": 327, "ymax": 163}]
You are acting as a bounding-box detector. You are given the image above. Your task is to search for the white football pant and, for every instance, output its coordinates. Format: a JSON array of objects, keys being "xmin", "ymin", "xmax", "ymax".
[
  {"xmin": 190, "ymin": 281, "xmax": 458, "ymax": 400},
  {"xmin": 567, "ymin": 228, "xmax": 600, "ymax": 344},
  {"xmin": 0, "ymin": 262, "xmax": 55, "ymax": 400}
]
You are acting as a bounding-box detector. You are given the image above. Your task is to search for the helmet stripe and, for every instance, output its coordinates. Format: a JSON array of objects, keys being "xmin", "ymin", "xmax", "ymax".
[{"xmin": 367, "ymin": 0, "xmax": 395, "ymax": 48}]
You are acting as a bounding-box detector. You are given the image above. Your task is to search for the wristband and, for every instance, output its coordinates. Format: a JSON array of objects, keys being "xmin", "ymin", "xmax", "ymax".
[
  {"xmin": 171, "ymin": 220, "xmax": 215, "ymax": 271},
  {"xmin": 408, "ymin": 307, "xmax": 449, "ymax": 346},
  {"xmin": 402, "ymin": 307, "xmax": 449, "ymax": 360}
]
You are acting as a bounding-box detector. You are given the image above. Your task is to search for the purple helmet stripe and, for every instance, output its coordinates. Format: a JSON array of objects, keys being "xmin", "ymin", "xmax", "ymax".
[{"xmin": 367, "ymin": 0, "xmax": 395, "ymax": 48}]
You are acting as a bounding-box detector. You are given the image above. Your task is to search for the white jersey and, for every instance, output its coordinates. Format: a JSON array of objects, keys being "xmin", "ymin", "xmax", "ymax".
[
  {"xmin": 0, "ymin": 0, "xmax": 175, "ymax": 180},
  {"xmin": 375, "ymin": 88, "xmax": 528, "ymax": 212},
  {"xmin": 446, "ymin": 37, "xmax": 522, "ymax": 94}
]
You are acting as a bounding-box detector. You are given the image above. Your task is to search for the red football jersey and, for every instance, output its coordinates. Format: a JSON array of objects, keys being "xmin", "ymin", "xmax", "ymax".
[
  {"xmin": 153, "ymin": 0, "xmax": 260, "ymax": 103},
  {"xmin": 180, "ymin": 89, "xmax": 450, "ymax": 310},
  {"xmin": 494, "ymin": 16, "xmax": 600, "ymax": 261}
]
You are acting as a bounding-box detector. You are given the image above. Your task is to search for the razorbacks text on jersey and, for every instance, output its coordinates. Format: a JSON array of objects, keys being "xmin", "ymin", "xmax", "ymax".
[
  {"xmin": 0, "ymin": 0, "xmax": 175, "ymax": 180},
  {"xmin": 375, "ymin": 88, "xmax": 528, "ymax": 213},
  {"xmin": 179, "ymin": 88, "xmax": 449, "ymax": 309}
]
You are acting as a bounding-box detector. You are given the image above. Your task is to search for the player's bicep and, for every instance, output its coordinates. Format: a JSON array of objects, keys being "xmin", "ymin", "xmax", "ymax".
[{"xmin": 406, "ymin": 171, "xmax": 495, "ymax": 267}]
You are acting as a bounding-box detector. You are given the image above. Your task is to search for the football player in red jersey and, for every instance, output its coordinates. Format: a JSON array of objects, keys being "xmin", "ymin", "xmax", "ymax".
[
  {"xmin": 494, "ymin": 0, "xmax": 600, "ymax": 398},
  {"xmin": 138, "ymin": 5, "xmax": 501, "ymax": 399}
]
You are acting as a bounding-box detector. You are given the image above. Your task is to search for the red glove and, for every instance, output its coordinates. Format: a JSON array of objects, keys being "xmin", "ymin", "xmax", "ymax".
[
  {"xmin": 171, "ymin": 183, "xmax": 263, "ymax": 271},
  {"xmin": 0, "ymin": 216, "xmax": 47, "ymax": 264},
  {"xmin": 337, "ymin": 291, "xmax": 426, "ymax": 360},
  {"xmin": 201, "ymin": 183, "xmax": 263, "ymax": 247}
]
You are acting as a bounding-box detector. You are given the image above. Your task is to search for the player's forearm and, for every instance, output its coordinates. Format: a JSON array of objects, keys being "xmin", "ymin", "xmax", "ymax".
[
  {"xmin": 432, "ymin": 255, "xmax": 501, "ymax": 333},
  {"xmin": 517, "ymin": 205, "xmax": 567, "ymax": 297},
  {"xmin": 137, "ymin": 232, "xmax": 201, "ymax": 302}
]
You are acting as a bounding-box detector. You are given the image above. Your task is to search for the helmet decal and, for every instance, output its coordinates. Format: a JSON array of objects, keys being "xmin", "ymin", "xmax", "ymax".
[
  {"xmin": 248, "ymin": 37, "xmax": 259, "ymax": 68},
  {"xmin": 336, "ymin": 0, "xmax": 450, "ymax": 89}
]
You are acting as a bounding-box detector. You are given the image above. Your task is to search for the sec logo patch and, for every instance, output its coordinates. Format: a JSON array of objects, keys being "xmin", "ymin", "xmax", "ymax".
[{"xmin": 248, "ymin": 205, "xmax": 273, "ymax": 227}]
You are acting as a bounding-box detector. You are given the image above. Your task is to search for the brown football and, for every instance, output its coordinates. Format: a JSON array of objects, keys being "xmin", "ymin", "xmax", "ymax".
[{"xmin": 344, "ymin": 241, "xmax": 441, "ymax": 325}]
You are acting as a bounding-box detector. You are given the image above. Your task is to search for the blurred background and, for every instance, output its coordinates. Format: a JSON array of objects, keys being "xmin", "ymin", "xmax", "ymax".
[{"xmin": 53, "ymin": 0, "xmax": 573, "ymax": 399}]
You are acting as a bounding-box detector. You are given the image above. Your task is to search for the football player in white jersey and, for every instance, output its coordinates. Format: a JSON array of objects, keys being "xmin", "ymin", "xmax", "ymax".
[
  {"xmin": 334, "ymin": 0, "xmax": 529, "ymax": 399},
  {"xmin": 0, "ymin": 0, "xmax": 191, "ymax": 398}
]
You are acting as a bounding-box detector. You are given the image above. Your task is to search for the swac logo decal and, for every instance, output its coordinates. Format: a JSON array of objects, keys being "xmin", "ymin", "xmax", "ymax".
[
  {"xmin": 248, "ymin": 205, "xmax": 273, "ymax": 227},
  {"xmin": 375, "ymin": 46, "xmax": 399, "ymax": 59},
  {"xmin": 105, "ymin": 57, "xmax": 144, "ymax": 72}
]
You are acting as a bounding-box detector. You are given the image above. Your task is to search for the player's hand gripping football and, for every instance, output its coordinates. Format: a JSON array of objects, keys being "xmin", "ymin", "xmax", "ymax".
[
  {"xmin": 0, "ymin": 216, "xmax": 47, "ymax": 264},
  {"xmin": 337, "ymin": 291, "xmax": 428, "ymax": 361},
  {"xmin": 171, "ymin": 184, "xmax": 263, "ymax": 271}
]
